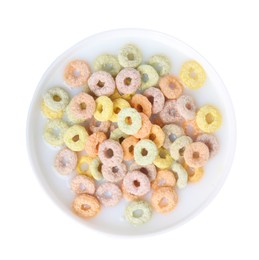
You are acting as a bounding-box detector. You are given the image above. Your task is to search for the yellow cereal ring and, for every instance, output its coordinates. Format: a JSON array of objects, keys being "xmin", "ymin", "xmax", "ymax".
[
  {"xmin": 153, "ymin": 147, "xmax": 173, "ymax": 169},
  {"xmin": 196, "ymin": 105, "xmax": 222, "ymax": 133},
  {"xmin": 180, "ymin": 60, "xmax": 206, "ymax": 89},
  {"xmin": 183, "ymin": 162, "xmax": 204, "ymax": 183},
  {"xmin": 41, "ymin": 101, "xmax": 63, "ymax": 119},
  {"xmin": 148, "ymin": 124, "xmax": 165, "ymax": 148},
  {"xmin": 110, "ymin": 89, "xmax": 133, "ymax": 101},
  {"xmin": 76, "ymin": 155, "xmax": 93, "ymax": 177},
  {"xmin": 110, "ymin": 98, "xmax": 130, "ymax": 122},
  {"xmin": 94, "ymin": 96, "xmax": 113, "ymax": 122}
]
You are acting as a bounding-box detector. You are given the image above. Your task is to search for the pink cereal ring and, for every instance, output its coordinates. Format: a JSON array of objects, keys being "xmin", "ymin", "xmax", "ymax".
[
  {"xmin": 129, "ymin": 163, "xmax": 157, "ymax": 182},
  {"xmin": 70, "ymin": 175, "xmax": 95, "ymax": 195},
  {"xmin": 143, "ymin": 87, "xmax": 165, "ymax": 114},
  {"xmin": 89, "ymin": 117, "xmax": 111, "ymax": 133},
  {"xmin": 115, "ymin": 68, "xmax": 141, "ymax": 94},
  {"xmin": 159, "ymin": 100, "xmax": 183, "ymax": 124},
  {"xmin": 176, "ymin": 95, "xmax": 196, "ymax": 120},
  {"xmin": 196, "ymin": 133, "xmax": 219, "ymax": 158},
  {"xmin": 102, "ymin": 162, "xmax": 127, "ymax": 182}
]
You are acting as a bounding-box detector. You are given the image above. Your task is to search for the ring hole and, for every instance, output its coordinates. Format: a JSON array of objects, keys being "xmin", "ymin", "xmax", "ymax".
[
  {"xmin": 97, "ymin": 164, "xmax": 102, "ymax": 172},
  {"xmin": 189, "ymin": 69, "xmax": 197, "ymax": 79},
  {"xmin": 147, "ymin": 96, "xmax": 154, "ymax": 105},
  {"xmin": 125, "ymin": 116, "xmax": 132, "ymax": 125},
  {"xmin": 149, "ymin": 133, "xmax": 156, "ymax": 141},
  {"xmin": 97, "ymin": 80, "xmax": 105, "ymax": 88},
  {"xmin": 80, "ymin": 162, "xmax": 88, "ymax": 172},
  {"xmin": 140, "ymin": 167, "xmax": 148, "ymax": 175},
  {"xmin": 142, "ymin": 73, "xmax": 149, "ymax": 83},
  {"xmin": 124, "ymin": 77, "xmax": 132, "ymax": 86},
  {"xmin": 133, "ymin": 209, "xmax": 143, "ymax": 218},
  {"xmin": 60, "ymin": 157, "xmax": 69, "ymax": 166},
  {"xmin": 153, "ymin": 63, "xmax": 162, "ymax": 74},
  {"xmin": 169, "ymin": 133, "xmax": 177, "ymax": 142},
  {"xmin": 104, "ymin": 191, "xmax": 112, "ymax": 199},
  {"xmin": 114, "ymin": 107, "xmax": 121, "ymax": 114},
  {"xmin": 185, "ymin": 103, "xmax": 192, "ymax": 110},
  {"xmin": 81, "ymin": 204, "xmax": 90, "ymax": 211},
  {"xmin": 105, "ymin": 148, "xmax": 114, "ymax": 158},
  {"xmin": 169, "ymin": 82, "xmax": 175, "ymax": 90},
  {"xmin": 159, "ymin": 197, "xmax": 168, "ymax": 208},
  {"xmin": 205, "ymin": 113, "xmax": 214, "ymax": 124},
  {"xmin": 95, "ymin": 120, "xmax": 101, "ymax": 127},
  {"xmin": 193, "ymin": 152, "xmax": 200, "ymax": 159},
  {"xmin": 103, "ymin": 63, "xmax": 113, "ymax": 71},
  {"xmin": 72, "ymin": 135, "xmax": 79, "ymax": 142},
  {"xmin": 129, "ymin": 145, "xmax": 134, "ymax": 153},
  {"xmin": 53, "ymin": 95, "xmax": 61, "ymax": 102},
  {"xmin": 73, "ymin": 69, "xmax": 81, "ymax": 78},
  {"xmin": 158, "ymin": 178, "xmax": 166, "ymax": 186},
  {"xmin": 80, "ymin": 102, "xmax": 86, "ymax": 110},
  {"xmin": 127, "ymin": 53, "xmax": 134, "ymax": 61},
  {"xmin": 136, "ymin": 104, "xmax": 143, "ymax": 113},
  {"xmin": 118, "ymin": 137, "xmax": 125, "ymax": 143},
  {"xmin": 97, "ymin": 104, "xmax": 103, "ymax": 113},
  {"xmin": 141, "ymin": 148, "xmax": 148, "ymax": 156},
  {"xmin": 159, "ymin": 150, "xmax": 167, "ymax": 159},
  {"xmin": 179, "ymin": 147, "xmax": 185, "ymax": 156},
  {"xmin": 112, "ymin": 166, "xmax": 119, "ymax": 173},
  {"xmin": 133, "ymin": 180, "xmax": 140, "ymax": 187},
  {"xmin": 79, "ymin": 183, "xmax": 86, "ymax": 192},
  {"xmin": 52, "ymin": 127, "xmax": 60, "ymax": 137}
]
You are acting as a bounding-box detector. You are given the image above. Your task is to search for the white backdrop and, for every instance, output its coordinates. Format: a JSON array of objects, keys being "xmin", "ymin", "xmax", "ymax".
[{"xmin": 0, "ymin": 0, "xmax": 258, "ymax": 259}]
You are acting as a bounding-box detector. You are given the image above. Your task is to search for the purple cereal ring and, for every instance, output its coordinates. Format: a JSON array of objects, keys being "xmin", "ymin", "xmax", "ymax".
[
  {"xmin": 176, "ymin": 95, "xmax": 196, "ymax": 120},
  {"xmin": 196, "ymin": 133, "xmax": 219, "ymax": 158},
  {"xmin": 129, "ymin": 163, "xmax": 157, "ymax": 182},
  {"xmin": 88, "ymin": 71, "xmax": 115, "ymax": 97},
  {"xmin": 89, "ymin": 117, "xmax": 111, "ymax": 133},
  {"xmin": 102, "ymin": 162, "xmax": 127, "ymax": 182},
  {"xmin": 159, "ymin": 100, "xmax": 183, "ymax": 124},
  {"xmin": 143, "ymin": 87, "xmax": 165, "ymax": 114},
  {"xmin": 70, "ymin": 175, "xmax": 95, "ymax": 195},
  {"xmin": 96, "ymin": 182, "xmax": 122, "ymax": 207},
  {"xmin": 123, "ymin": 170, "xmax": 150, "ymax": 196},
  {"xmin": 115, "ymin": 68, "xmax": 141, "ymax": 94},
  {"xmin": 54, "ymin": 147, "xmax": 77, "ymax": 175}
]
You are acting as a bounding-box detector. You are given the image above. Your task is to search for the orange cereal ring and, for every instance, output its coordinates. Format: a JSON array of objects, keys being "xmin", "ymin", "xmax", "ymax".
[
  {"xmin": 130, "ymin": 94, "xmax": 152, "ymax": 117},
  {"xmin": 121, "ymin": 136, "xmax": 139, "ymax": 161},
  {"xmin": 134, "ymin": 113, "xmax": 152, "ymax": 139},
  {"xmin": 152, "ymin": 170, "xmax": 176, "ymax": 190},
  {"xmin": 148, "ymin": 124, "xmax": 165, "ymax": 148},
  {"xmin": 159, "ymin": 75, "xmax": 183, "ymax": 99},
  {"xmin": 182, "ymin": 119, "xmax": 201, "ymax": 139},
  {"xmin": 183, "ymin": 162, "xmax": 204, "ymax": 183},
  {"xmin": 85, "ymin": 132, "xmax": 107, "ymax": 157}
]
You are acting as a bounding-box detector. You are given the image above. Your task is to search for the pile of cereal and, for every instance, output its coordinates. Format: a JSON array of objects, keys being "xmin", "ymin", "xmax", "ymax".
[{"xmin": 42, "ymin": 44, "xmax": 222, "ymax": 225}]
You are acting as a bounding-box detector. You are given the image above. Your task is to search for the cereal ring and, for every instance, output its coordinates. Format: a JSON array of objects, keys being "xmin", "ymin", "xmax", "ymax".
[
  {"xmin": 134, "ymin": 139, "xmax": 158, "ymax": 166},
  {"xmin": 196, "ymin": 133, "xmax": 219, "ymax": 158},
  {"xmin": 171, "ymin": 162, "xmax": 188, "ymax": 189},
  {"xmin": 176, "ymin": 95, "xmax": 196, "ymax": 120},
  {"xmin": 129, "ymin": 163, "xmax": 157, "ymax": 182},
  {"xmin": 162, "ymin": 124, "xmax": 184, "ymax": 150},
  {"xmin": 102, "ymin": 162, "xmax": 127, "ymax": 183},
  {"xmin": 43, "ymin": 87, "xmax": 70, "ymax": 112},
  {"xmin": 152, "ymin": 170, "xmax": 176, "ymax": 190},
  {"xmin": 43, "ymin": 119, "xmax": 68, "ymax": 146},
  {"xmin": 98, "ymin": 139, "xmax": 123, "ymax": 166},
  {"xmin": 147, "ymin": 124, "xmax": 164, "ymax": 148},
  {"xmin": 134, "ymin": 113, "xmax": 152, "ymax": 139},
  {"xmin": 118, "ymin": 44, "xmax": 142, "ymax": 68},
  {"xmin": 159, "ymin": 75, "xmax": 183, "ymax": 99},
  {"xmin": 137, "ymin": 64, "xmax": 159, "ymax": 90},
  {"xmin": 121, "ymin": 136, "xmax": 139, "ymax": 161},
  {"xmin": 159, "ymin": 100, "xmax": 182, "ymax": 124},
  {"xmin": 153, "ymin": 147, "xmax": 173, "ymax": 169},
  {"xmin": 96, "ymin": 182, "xmax": 122, "ymax": 207},
  {"xmin": 72, "ymin": 194, "xmax": 100, "ymax": 218},
  {"xmin": 110, "ymin": 98, "xmax": 130, "ymax": 122},
  {"xmin": 89, "ymin": 157, "xmax": 103, "ymax": 181},
  {"xmin": 109, "ymin": 128, "xmax": 128, "ymax": 143},
  {"xmin": 125, "ymin": 201, "xmax": 152, "ymax": 225},
  {"xmin": 131, "ymin": 94, "xmax": 152, "ymax": 117},
  {"xmin": 180, "ymin": 60, "xmax": 206, "ymax": 89},
  {"xmin": 89, "ymin": 117, "xmax": 111, "ymax": 134},
  {"xmin": 122, "ymin": 183, "xmax": 143, "ymax": 201},
  {"xmin": 151, "ymin": 187, "xmax": 178, "ymax": 213},
  {"xmin": 54, "ymin": 147, "xmax": 77, "ymax": 175},
  {"xmin": 41, "ymin": 101, "xmax": 63, "ymax": 119},
  {"xmin": 196, "ymin": 105, "xmax": 222, "ymax": 133},
  {"xmin": 70, "ymin": 175, "xmax": 95, "ymax": 195},
  {"xmin": 65, "ymin": 105, "xmax": 85, "ymax": 124},
  {"xmin": 117, "ymin": 108, "xmax": 142, "ymax": 135},
  {"xmin": 94, "ymin": 96, "xmax": 113, "ymax": 122},
  {"xmin": 85, "ymin": 132, "xmax": 107, "ymax": 157},
  {"xmin": 93, "ymin": 54, "xmax": 121, "ymax": 76},
  {"xmin": 76, "ymin": 155, "xmax": 92, "ymax": 176},
  {"xmin": 64, "ymin": 125, "xmax": 88, "ymax": 152},
  {"xmin": 143, "ymin": 87, "xmax": 165, "ymax": 114},
  {"xmin": 110, "ymin": 89, "xmax": 134, "ymax": 101},
  {"xmin": 183, "ymin": 162, "xmax": 204, "ymax": 183},
  {"xmin": 88, "ymin": 71, "xmax": 115, "ymax": 97},
  {"xmin": 182, "ymin": 119, "xmax": 201, "ymax": 139},
  {"xmin": 64, "ymin": 60, "xmax": 91, "ymax": 87},
  {"xmin": 116, "ymin": 68, "xmax": 141, "ymax": 95},
  {"xmin": 148, "ymin": 55, "xmax": 171, "ymax": 76},
  {"xmin": 169, "ymin": 135, "xmax": 193, "ymax": 161},
  {"xmin": 183, "ymin": 142, "xmax": 210, "ymax": 168},
  {"xmin": 123, "ymin": 171, "xmax": 150, "ymax": 196}
]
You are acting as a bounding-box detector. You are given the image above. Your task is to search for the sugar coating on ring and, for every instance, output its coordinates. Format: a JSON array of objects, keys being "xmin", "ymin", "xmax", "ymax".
[
  {"xmin": 85, "ymin": 132, "xmax": 107, "ymax": 158},
  {"xmin": 182, "ymin": 119, "xmax": 201, "ymax": 139},
  {"xmin": 89, "ymin": 157, "xmax": 103, "ymax": 181},
  {"xmin": 44, "ymin": 119, "xmax": 68, "ymax": 146},
  {"xmin": 70, "ymin": 175, "xmax": 95, "ymax": 195},
  {"xmin": 96, "ymin": 182, "xmax": 122, "ymax": 207},
  {"xmin": 134, "ymin": 113, "xmax": 152, "ymax": 139},
  {"xmin": 94, "ymin": 96, "xmax": 113, "ymax": 122},
  {"xmin": 180, "ymin": 60, "xmax": 206, "ymax": 89},
  {"xmin": 123, "ymin": 171, "xmax": 150, "ymax": 196},
  {"xmin": 72, "ymin": 194, "xmax": 100, "ymax": 218},
  {"xmin": 102, "ymin": 162, "xmax": 127, "ymax": 183},
  {"xmin": 183, "ymin": 142, "xmax": 210, "ymax": 168},
  {"xmin": 129, "ymin": 163, "xmax": 157, "ymax": 182},
  {"xmin": 196, "ymin": 133, "xmax": 219, "ymax": 158},
  {"xmin": 88, "ymin": 71, "xmax": 115, "ymax": 97},
  {"xmin": 176, "ymin": 95, "xmax": 196, "ymax": 120},
  {"xmin": 183, "ymin": 162, "xmax": 204, "ymax": 183},
  {"xmin": 121, "ymin": 135, "xmax": 139, "ymax": 161},
  {"xmin": 89, "ymin": 117, "xmax": 111, "ymax": 134},
  {"xmin": 196, "ymin": 105, "xmax": 222, "ymax": 133},
  {"xmin": 152, "ymin": 170, "xmax": 176, "ymax": 190},
  {"xmin": 148, "ymin": 124, "xmax": 165, "ymax": 148},
  {"xmin": 159, "ymin": 75, "xmax": 183, "ymax": 99},
  {"xmin": 118, "ymin": 44, "xmax": 142, "ymax": 68},
  {"xmin": 93, "ymin": 54, "xmax": 121, "ymax": 76},
  {"xmin": 54, "ymin": 147, "xmax": 77, "ymax": 175},
  {"xmin": 110, "ymin": 98, "xmax": 130, "ymax": 122},
  {"xmin": 151, "ymin": 187, "xmax": 178, "ymax": 213},
  {"xmin": 76, "ymin": 155, "xmax": 92, "ymax": 177},
  {"xmin": 143, "ymin": 87, "xmax": 165, "ymax": 114},
  {"xmin": 124, "ymin": 201, "xmax": 152, "ymax": 225},
  {"xmin": 148, "ymin": 55, "xmax": 171, "ymax": 76},
  {"xmin": 162, "ymin": 124, "xmax": 184, "ymax": 150},
  {"xmin": 134, "ymin": 139, "xmax": 158, "ymax": 166},
  {"xmin": 117, "ymin": 108, "xmax": 142, "ymax": 135},
  {"xmin": 171, "ymin": 162, "xmax": 188, "ymax": 189},
  {"xmin": 98, "ymin": 139, "xmax": 123, "ymax": 166},
  {"xmin": 137, "ymin": 64, "xmax": 159, "ymax": 90},
  {"xmin": 109, "ymin": 128, "xmax": 128, "ymax": 143},
  {"xmin": 41, "ymin": 101, "xmax": 63, "ymax": 119},
  {"xmin": 131, "ymin": 94, "xmax": 152, "ymax": 118},
  {"xmin": 64, "ymin": 60, "xmax": 91, "ymax": 87},
  {"xmin": 43, "ymin": 87, "xmax": 69, "ymax": 112},
  {"xmin": 153, "ymin": 147, "xmax": 173, "ymax": 170},
  {"xmin": 159, "ymin": 100, "xmax": 183, "ymax": 124},
  {"xmin": 122, "ymin": 183, "xmax": 143, "ymax": 201}
]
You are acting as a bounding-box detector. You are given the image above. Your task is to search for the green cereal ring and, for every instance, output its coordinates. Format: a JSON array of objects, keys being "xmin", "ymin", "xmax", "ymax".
[
  {"xmin": 64, "ymin": 125, "xmax": 88, "ymax": 151},
  {"xmin": 43, "ymin": 87, "xmax": 70, "ymax": 112},
  {"xmin": 118, "ymin": 44, "xmax": 142, "ymax": 68},
  {"xmin": 94, "ymin": 54, "xmax": 121, "ymax": 77},
  {"xmin": 94, "ymin": 96, "xmax": 113, "ymax": 122},
  {"xmin": 89, "ymin": 157, "xmax": 103, "ymax": 181},
  {"xmin": 137, "ymin": 64, "xmax": 159, "ymax": 90},
  {"xmin": 43, "ymin": 119, "xmax": 68, "ymax": 146},
  {"xmin": 117, "ymin": 108, "xmax": 142, "ymax": 135},
  {"xmin": 110, "ymin": 128, "xmax": 128, "ymax": 143},
  {"xmin": 124, "ymin": 201, "xmax": 152, "ymax": 225},
  {"xmin": 148, "ymin": 55, "xmax": 171, "ymax": 76},
  {"xmin": 171, "ymin": 162, "xmax": 188, "ymax": 189},
  {"xmin": 134, "ymin": 139, "xmax": 158, "ymax": 166}
]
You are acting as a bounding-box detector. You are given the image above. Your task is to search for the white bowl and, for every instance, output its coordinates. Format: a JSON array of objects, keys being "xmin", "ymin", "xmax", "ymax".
[{"xmin": 26, "ymin": 29, "xmax": 236, "ymax": 236}]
